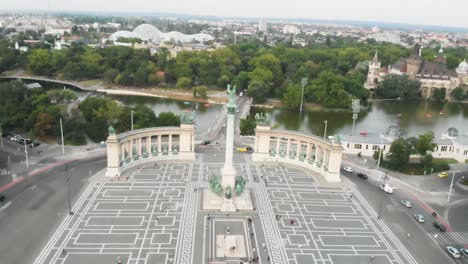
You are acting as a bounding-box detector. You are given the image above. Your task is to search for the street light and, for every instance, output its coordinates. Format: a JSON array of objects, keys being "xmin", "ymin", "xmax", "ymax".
[
  {"xmin": 60, "ymin": 118, "xmax": 65, "ymax": 155},
  {"xmin": 66, "ymin": 164, "xmax": 74, "ymax": 215},
  {"xmin": 323, "ymin": 120, "xmax": 328, "ymax": 139},
  {"xmin": 376, "ymin": 136, "xmax": 384, "ymax": 172},
  {"xmin": 24, "ymin": 139, "xmax": 29, "ymax": 168},
  {"xmin": 351, "ymin": 99, "xmax": 361, "ymax": 136},
  {"xmin": 0, "ymin": 123, "xmax": 3, "ymax": 148},
  {"xmin": 300, "ymin": 78, "xmax": 308, "ymax": 115},
  {"xmin": 448, "ymin": 170, "xmax": 459, "ymax": 203},
  {"xmin": 131, "ymin": 110, "xmax": 135, "ymax": 131}
]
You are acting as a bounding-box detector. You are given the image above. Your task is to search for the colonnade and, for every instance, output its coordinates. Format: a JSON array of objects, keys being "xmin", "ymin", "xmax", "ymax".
[
  {"xmin": 252, "ymin": 125, "xmax": 343, "ymax": 182},
  {"xmin": 105, "ymin": 124, "xmax": 195, "ymax": 177}
]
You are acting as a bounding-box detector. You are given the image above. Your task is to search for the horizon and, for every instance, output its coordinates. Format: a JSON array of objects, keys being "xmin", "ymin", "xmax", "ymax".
[{"xmin": 1, "ymin": 0, "xmax": 468, "ymax": 30}]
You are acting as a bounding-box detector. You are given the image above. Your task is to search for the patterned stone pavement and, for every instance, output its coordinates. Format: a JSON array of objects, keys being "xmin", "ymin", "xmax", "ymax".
[{"xmin": 34, "ymin": 162, "xmax": 417, "ymax": 264}]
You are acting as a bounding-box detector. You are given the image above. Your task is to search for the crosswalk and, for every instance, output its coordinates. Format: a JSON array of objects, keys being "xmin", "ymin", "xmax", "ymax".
[
  {"xmin": 430, "ymin": 232, "xmax": 468, "ymax": 246},
  {"xmin": 0, "ymin": 169, "xmax": 10, "ymax": 176}
]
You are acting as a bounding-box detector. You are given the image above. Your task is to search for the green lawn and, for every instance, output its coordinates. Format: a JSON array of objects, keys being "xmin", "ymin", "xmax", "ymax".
[{"xmin": 79, "ymin": 79, "xmax": 103, "ymax": 87}]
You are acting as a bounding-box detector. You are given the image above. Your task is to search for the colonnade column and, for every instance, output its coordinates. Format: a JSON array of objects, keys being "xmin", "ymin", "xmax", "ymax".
[
  {"xmin": 314, "ymin": 146, "xmax": 319, "ymax": 164},
  {"xmin": 169, "ymin": 134, "xmax": 172, "ymax": 153},
  {"xmin": 138, "ymin": 138, "xmax": 142, "ymax": 156},
  {"xmin": 306, "ymin": 143, "xmax": 311, "ymax": 161},
  {"xmin": 296, "ymin": 141, "xmax": 301, "ymax": 159},
  {"xmin": 129, "ymin": 140, "xmax": 134, "ymax": 158},
  {"xmin": 322, "ymin": 148, "xmax": 327, "ymax": 169},
  {"xmin": 121, "ymin": 143, "xmax": 125, "ymax": 161},
  {"xmin": 146, "ymin": 136, "xmax": 151, "ymax": 154},
  {"xmin": 286, "ymin": 139, "xmax": 291, "ymax": 156},
  {"xmin": 276, "ymin": 137, "xmax": 280, "ymax": 156},
  {"xmin": 157, "ymin": 136, "xmax": 162, "ymax": 152}
]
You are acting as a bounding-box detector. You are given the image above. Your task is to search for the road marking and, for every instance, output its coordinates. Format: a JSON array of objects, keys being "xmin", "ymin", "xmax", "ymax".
[{"xmin": 0, "ymin": 201, "xmax": 12, "ymax": 211}]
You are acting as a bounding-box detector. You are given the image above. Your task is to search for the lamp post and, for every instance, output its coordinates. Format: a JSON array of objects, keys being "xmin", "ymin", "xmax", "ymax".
[
  {"xmin": 376, "ymin": 136, "xmax": 384, "ymax": 172},
  {"xmin": 323, "ymin": 120, "xmax": 328, "ymax": 139},
  {"xmin": 66, "ymin": 164, "xmax": 74, "ymax": 215},
  {"xmin": 131, "ymin": 110, "xmax": 134, "ymax": 131},
  {"xmin": 448, "ymin": 170, "xmax": 459, "ymax": 203},
  {"xmin": 24, "ymin": 139, "xmax": 29, "ymax": 168},
  {"xmin": 300, "ymin": 78, "xmax": 308, "ymax": 115},
  {"xmin": 0, "ymin": 123, "xmax": 3, "ymax": 148},
  {"xmin": 60, "ymin": 118, "xmax": 65, "ymax": 155},
  {"xmin": 351, "ymin": 99, "xmax": 361, "ymax": 136}
]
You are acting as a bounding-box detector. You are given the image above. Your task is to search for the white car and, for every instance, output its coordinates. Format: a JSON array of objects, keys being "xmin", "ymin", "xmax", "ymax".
[
  {"xmin": 343, "ymin": 167, "xmax": 353, "ymax": 173},
  {"xmin": 401, "ymin": 200, "xmax": 412, "ymax": 208},
  {"xmin": 379, "ymin": 183, "xmax": 393, "ymax": 194},
  {"xmin": 414, "ymin": 214, "xmax": 425, "ymax": 223},
  {"xmin": 446, "ymin": 246, "xmax": 461, "ymax": 258}
]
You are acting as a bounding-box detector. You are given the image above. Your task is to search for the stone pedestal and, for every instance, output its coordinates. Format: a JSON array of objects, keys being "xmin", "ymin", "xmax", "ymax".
[
  {"xmin": 220, "ymin": 197, "xmax": 236, "ymax": 212},
  {"xmin": 221, "ymin": 166, "xmax": 236, "ymax": 189}
]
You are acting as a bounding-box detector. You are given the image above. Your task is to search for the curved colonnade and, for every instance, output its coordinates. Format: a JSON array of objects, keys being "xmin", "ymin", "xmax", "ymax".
[
  {"xmin": 252, "ymin": 125, "xmax": 344, "ymax": 182},
  {"xmin": 105, "ymin": 124, "xmax": 195, "ymax": 177}
]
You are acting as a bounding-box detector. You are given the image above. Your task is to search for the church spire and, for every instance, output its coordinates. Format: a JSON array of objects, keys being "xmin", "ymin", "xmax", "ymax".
[{"xmin": 372, "ymin": 51, "xmax": 379, "ymax": 64}]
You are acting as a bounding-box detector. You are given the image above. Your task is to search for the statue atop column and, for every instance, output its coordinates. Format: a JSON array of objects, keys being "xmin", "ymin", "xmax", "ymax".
[
  {"xmin": 108, "ymin": 125, "xmax": 116, "ymax": 135},
  {"xmin": 180, "ymin": 111, "xmax": 195, "ymax": 124},
  {"xmin": 227, "ymin": 84, "xmax": 236, "ymax": 104},
  {"xmin": 255, "ymin": 112, "xmax": 271, "ymax": 126}
]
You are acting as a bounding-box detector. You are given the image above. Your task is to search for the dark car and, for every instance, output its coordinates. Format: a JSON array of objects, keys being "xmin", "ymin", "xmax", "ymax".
[
  {"xmin": 433, "ymin": 221, "xmax": 447, "ymax": 232},
  {"xmin": 201, "ymin": 140, "xmax": 211, "ymax": 145},
  {"xmin": 357, "ymin": 173, "xmax": 368, "ymax": 179},
  {"xmin": 0, "ymin": 194, "xmax": 5, "ymax": 204},
  {"xmin": 29, "ymin": 141, "xmax": 41, "ymax": 148},
  {"xmin": 2, "ymin": 132, "xmax": 12, "ymax": 138}
]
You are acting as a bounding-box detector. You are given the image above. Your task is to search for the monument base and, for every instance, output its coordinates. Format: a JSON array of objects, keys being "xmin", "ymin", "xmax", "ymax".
[
  {"xmin": 202, "ymin": 189, "xmax": 254, "ymax": 212},
  {"xmin": 221, "ymin": 197, "xmax": 236, "ymax": 212},
  {"xmin": 221, "ymin": 166, "xmax": 236, "ymax": 188},
  {"xmin": 105, "ymin": 167, "xmax": 120, "ymax": 178}
]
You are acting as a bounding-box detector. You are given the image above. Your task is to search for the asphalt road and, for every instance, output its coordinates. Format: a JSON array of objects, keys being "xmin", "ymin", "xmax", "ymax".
[
  {"xmin": 0, "ymin": 156, "xmax": 106, "ymax": 264},
  {"xmin": 342, "ymin": 168, "xmax": 458, "ymax": 264}
]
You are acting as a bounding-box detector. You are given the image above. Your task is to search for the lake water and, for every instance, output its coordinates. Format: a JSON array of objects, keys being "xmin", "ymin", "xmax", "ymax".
[
  {"xmin": 252, "ymin": 100, "xmax": 468, "ymax": 137},
  {"xmin": 110, "ymin": 95, "xmax": 468, "ymax": 138}
]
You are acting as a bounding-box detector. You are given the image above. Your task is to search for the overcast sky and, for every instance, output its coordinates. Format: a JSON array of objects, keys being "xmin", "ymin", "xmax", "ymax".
[{"xmin": 4, "ymin": 0, "xmax": 468, "ymax": 29}]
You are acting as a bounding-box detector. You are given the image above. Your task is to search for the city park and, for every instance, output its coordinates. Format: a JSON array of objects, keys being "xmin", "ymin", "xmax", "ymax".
[{"xmin": 29, "ymin": 84, "xmax": 417, "ymax": 264}]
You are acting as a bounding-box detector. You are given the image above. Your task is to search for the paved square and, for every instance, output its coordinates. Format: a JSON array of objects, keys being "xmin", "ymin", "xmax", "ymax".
[{"xmin": 34, "ymin": 162, "xmax": 416, "ymax": 264}]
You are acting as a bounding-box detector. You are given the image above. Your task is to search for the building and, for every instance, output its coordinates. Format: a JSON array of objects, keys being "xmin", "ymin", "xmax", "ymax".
[
  {"xmin": 365, "ymin": 44, "xmax": 462, "ymax": 99},
  {"xmin": 258, "ymin": 19, "xmax": 267, "ymax": 32},
  {"xmin": 282, "ymin": 25, "xmax": 299, "ymax": 35},
  {"xmin": 338, "ymin": 127, "xmax": 468, "ymax": 163},
  {"xmin": 368, "ymin": 32, "xmax": 401, "ymax": 44},
  {"xmin": 456, "ymin": 59, "xmax": 468, "ymax": 85}
]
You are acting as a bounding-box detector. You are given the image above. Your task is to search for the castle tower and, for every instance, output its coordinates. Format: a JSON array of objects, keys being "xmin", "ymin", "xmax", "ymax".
[{"xmin": 364, "ymin": 51, "xmax": 381, "ymax": 90}]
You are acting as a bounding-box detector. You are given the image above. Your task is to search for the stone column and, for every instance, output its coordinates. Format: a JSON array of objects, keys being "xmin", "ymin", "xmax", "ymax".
[
  {"xmin": 322, "ymin": 148, "xmax": 326, "ymax": 168},
  {"xmin": 105, "ymin": 133, "xmax": 120, "ymax": 177},
  {"xmin": 121, "ymin": 143, "xmax": 125, "ymax": 161},
  {"xmin": 221, "ymin": 100, "xmax": 236, "ymax": 189},
  {"xmin": 296, "ymin": 141, "xmax": 301, "ymax": 159},
  {"xmin": 129, "ymin": 139, "xmax": 134, "ymax": 158},
  {"xmin": 306, "ymin": 143, "xmax": 311, "ymax": 161},
  {"xmin": 276, "ymin": 137, "xmax": 280, "ymax": 156},
  {"xmin": 146, "ymin": 136, "xmax": 151, "ymax": 154},
  {"xmin": 314, "ymin": 145, "xmax": 319, "ymax": 164},
  {"xmin": 157, "ymin": 135, "xmax": 162, "ymax": 152},
  {"xmin": 169, "ymin": 134, "xmax": 172, "ymax": 153},
  {"xmin": 286, "ymin": 139, "xmax": 291, "ymax": 156},
  {"xmin": 138, "ymin": 138, "xmax": 142, "ymax": 156}
]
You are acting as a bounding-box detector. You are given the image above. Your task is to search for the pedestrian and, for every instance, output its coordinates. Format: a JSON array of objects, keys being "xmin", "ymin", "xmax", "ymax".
[
  {"xmin": 267, "ymin": 256, "xmax": 270, "ymax": 262},
  {"xmin": 117, "ymin": 256, "xmax": 122, "ymax": 264},
  {"xmin": 61, "ymin": 248, "xmax": 66, "ymax": 255},
  {"xmin": 227, "ymin": 226, "xmax": 230, "ymax": 234},
  {"xmin": 262, "ymin": 242, "xmax": 265, "ymax": 248}
]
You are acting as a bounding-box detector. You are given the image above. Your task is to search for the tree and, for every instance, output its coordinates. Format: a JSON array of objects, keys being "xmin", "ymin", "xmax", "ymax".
[
  {"xmin": 240, "ymin": 117, "xmax": 256, "ymax": 136},
  {"xmin": 176, "ymin": 77, "xmax": 192, "ymax": 88},
  {"xmin": 33, "ymin": 112, "xmax": 55, "ymax": 138},
  {"xmin": 232, "ymin": 71, "xmax": 249, "ymax": 91},
  {"xmin": 307, "ymin": 71, "xmax": 351, "ymax": 108},
  {"xmin": 247, "ymin": 80, "xmax": 269, "ymax": 103},
  {"xmin": 28, "ymin": 49, "xmax": 52, "ymax": 75},
  {"xmin": 451, "ymin": 87, "xmax": 466, "ymax": 101},
  {"xmin": 193, "ymin": 85, "xmax": 208, "ymax": 98},
  {"xmin": 282, "ymin": 83, "xmax": 302, "ymax": 110},
  {"xmin": 156, "ymin": 112, "xmax": 180, "ymax": 126},
  {"xmin": 414, "ymin": 132, "xmax": 436, "ymax": 157},
  {"xmin": 250, "ymin": 53, "xmax": 282, "ymax": 86},
  {"xmin": 248, "ymin": 67, "xmax": 273, "ymax": 84},
  {"xmin": 374, "ymin": 74, "xmax": 421, "ymax": 99},
  {"xmin": 432, "ymin": 88, "xmax": 446, "ymax": 101},
  {"xmin": 386, "ymin": 138, "xmax": 413, "ymax": 169},
  {"xmin": 103, "ymin": 69, "xmax": 119, "ymax": 83}
]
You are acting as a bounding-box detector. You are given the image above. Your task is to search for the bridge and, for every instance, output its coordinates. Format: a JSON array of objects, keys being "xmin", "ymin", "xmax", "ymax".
[{"xmin": 0, "ymin": 75, "xmax": 102, "ymax": 91}]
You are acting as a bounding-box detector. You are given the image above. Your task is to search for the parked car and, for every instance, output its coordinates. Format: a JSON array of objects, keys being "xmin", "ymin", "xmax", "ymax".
[
  {"xmin": 343, "ymin": 167, "xmax": 353, "ymax": 173},
  {"xmin": 379, "ymin": 183, "xmax": 394, "ymax": 194},
  {"xmin": 29, "ymin": 141, "xmax": 41, "ymax": 148},
  {"xmin": 414, "ymin": 214, "xmax": 425, "ymax": 223},
  {"xmin": 357, "ymin": 173, "xmax": 368, "ymax": 179},
  {"xmin": 237, "ymin": 147, "xmax": 248, "ymax": 152},
  {"xmin": 433, "ymin": 221, "xmax": 447, "ymax": 232},
  {"xmin": 446, "ymin": 246, "xmax": 461, "ymax": 258},
  {"xmin": 0, "ymin": 193, "xmax": 5, "ymax": 203},
  {"xmin": 201, "ymin": 140, "xmax": 211, "ymax": 145},
  {"xmin": 460, "ymin": 248, "xmax": 468, "ymax": 258},
  {"xmin": 438, "ymin": 171, "xmax": 448, "ymax": 178},
  {"xmin": 401, "ymin": 200, "xmax": 412, "ymax": 208}
]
